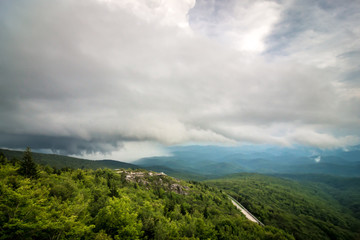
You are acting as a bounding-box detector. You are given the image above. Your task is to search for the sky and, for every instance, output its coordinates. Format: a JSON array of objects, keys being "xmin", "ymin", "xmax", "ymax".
[{"xmin": 0, "ymin": 0, "xmax": 359, "ymax": 161}]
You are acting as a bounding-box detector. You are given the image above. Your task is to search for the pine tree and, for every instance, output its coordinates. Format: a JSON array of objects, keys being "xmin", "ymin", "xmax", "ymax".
[
  {"xmin": 0, "ymin": 152, "xmax": 7, "ymax": 165},
  {"xmin": 18, "ymin": 147, "xmax": 38, "ymax": 178}
]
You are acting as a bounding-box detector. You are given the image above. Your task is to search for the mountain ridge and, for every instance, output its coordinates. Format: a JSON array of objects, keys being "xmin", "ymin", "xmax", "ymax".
[{"xmin": 0, "ymin": 148, "xmax": 138, "ymax": 170}]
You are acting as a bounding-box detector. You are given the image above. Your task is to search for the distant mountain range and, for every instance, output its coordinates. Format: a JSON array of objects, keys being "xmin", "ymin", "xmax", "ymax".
[
  {"xmin": 134, "ymin": 145, "xmax": 360, "ymax": 178},
  {"xmin": 2, "ymin": 144, "xmax": 359, "ymax": 178}
]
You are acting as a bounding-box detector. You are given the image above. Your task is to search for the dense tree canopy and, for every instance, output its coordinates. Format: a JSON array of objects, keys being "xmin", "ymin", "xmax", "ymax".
[
  {"xmin": 206, "ymin": 173, "xmax": 360, "ymax": 240},
  {"xmin": 0, "ymin": 150, "xmax": 293, "ymax": 240}
]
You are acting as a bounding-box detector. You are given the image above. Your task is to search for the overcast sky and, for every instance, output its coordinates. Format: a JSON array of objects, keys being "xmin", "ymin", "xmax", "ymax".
[{"xmin": 0, "ymin": 0, "xmax": 359, "ymax": 161}]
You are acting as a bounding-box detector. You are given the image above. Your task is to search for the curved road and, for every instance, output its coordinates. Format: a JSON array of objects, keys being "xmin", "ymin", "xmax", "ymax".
[{"xmin": 228, "ymin": 195, "xmax": 265, "ymax": 226}]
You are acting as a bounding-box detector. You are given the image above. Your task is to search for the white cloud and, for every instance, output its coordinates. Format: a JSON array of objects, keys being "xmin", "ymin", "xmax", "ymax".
[
  {"xmin": 289, "ymin": 129, "xmax": 360, "ymax": 149},
  {"xmin": 72, "ymin": 141, "xmax": 171, "ymax": 162},
  {"xmin": 98, "ymin": 0, "xmax": 195, "ymax": 29},
  {"xmin": 189, "ymin": 0, "xmax": 283, "ymax": 52}
]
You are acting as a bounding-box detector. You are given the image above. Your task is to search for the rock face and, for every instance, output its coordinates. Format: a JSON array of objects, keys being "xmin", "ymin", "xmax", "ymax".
[
  {"xmin": 116, "ymin": 169, "xmax": 188, "ymax": 195},
  {"xmin": 170, "ymin": 183, "xmax": 189, "ymax": 195}
]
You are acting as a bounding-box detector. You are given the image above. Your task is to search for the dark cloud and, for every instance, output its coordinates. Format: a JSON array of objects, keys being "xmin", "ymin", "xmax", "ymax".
[
  {"xmin": 0, "ymin": 0, "xmax": 359, "ymax": 158},
  {"xmin": 0, "ymin": 133, "xmax": 123, "ymax": 155}
]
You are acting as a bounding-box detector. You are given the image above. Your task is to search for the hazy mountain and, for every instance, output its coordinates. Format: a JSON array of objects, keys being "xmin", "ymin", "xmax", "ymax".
[{"xmin": 135, "ymin": 145, "xmax": 360, "ymax": 177}]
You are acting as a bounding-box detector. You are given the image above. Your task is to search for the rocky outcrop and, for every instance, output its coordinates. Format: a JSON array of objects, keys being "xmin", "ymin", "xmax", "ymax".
[{"xmin": 116, "ymin": 169, "xmax": 188, "ymax": 195}]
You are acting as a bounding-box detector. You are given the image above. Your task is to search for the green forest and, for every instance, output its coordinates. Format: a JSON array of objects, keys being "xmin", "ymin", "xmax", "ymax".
[
  {"xmin": 205, "ymin": 173, "xmax": 360, "ymax": 240},
  {"xmin": 0, "ymin": 149, "xmax": 293, "ymax": 240},
  {"xmin": 1, "ymin": 148, "xmax": 360, "ymax": 239}
]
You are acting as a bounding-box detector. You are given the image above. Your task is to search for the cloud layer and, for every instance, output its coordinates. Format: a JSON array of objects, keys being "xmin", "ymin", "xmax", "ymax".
[{"xmin": 0, "ymin": 0, "xmax": 359, "ymax": 159}]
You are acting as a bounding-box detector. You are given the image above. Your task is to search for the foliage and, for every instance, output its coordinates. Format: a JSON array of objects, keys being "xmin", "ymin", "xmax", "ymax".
[
  {"xmin": 95, "ymin": 197, "xmax": 143, "ymax": 239},
  {"xmin": 205, "ymin": 173, "xmax": 360, "ymax": 240},
  {"xmin": 0, "ymin": 150, "xmax": 293, "ymax": 240},
  {"xmin": 273, "ymin": 173, "xmax": 360, "ymax": 219}
]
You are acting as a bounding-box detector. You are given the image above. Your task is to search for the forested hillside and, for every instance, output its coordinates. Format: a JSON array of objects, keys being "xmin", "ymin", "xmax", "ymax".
[
  {"xmin": 205, "ymin": 173, "xmax": 360, "ymax": 240},
  {"xmin": 0, "ymin": 148, "xmax": 137, "ymax": 170},
  {"xmin": 0, "ymin": 150, "xmax": 293, "ymax": 240},
  {"xmin": 274, "ymin": 174, "xmax": 360, "ymax": 219}
]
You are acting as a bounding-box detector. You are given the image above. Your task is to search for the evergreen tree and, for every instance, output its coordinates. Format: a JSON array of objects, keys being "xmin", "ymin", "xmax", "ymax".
[
  {"xmin": 0, "ymin": 152, "xmax": 7, "ymax": 165},
  {"xmin": 18, "ymin": 147, "xmax": 38, "ymax": 178}
]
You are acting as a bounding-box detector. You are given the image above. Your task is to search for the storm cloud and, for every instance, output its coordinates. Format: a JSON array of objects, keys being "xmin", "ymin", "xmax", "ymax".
[{"xmin": 0, "ymin": 0, "xmax": 359, "ymax": 159}]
